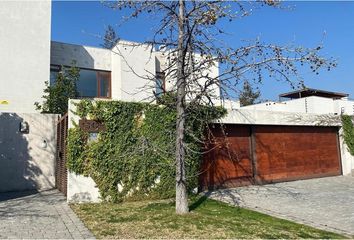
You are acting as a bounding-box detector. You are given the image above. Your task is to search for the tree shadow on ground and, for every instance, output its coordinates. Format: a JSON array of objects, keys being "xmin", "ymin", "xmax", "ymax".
[
  {"xmin": 189, "ymin": 192, "xmax": 211, "ymax": 211},
  {"xmin": 0, "ymin": 190, "xmax": 38, "ymax": 202}
]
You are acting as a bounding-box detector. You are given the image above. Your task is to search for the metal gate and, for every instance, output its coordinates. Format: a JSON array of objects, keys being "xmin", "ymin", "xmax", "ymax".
[{"xmin": 56, "ymin": 113, "xmax": 68, "ymax": 196}]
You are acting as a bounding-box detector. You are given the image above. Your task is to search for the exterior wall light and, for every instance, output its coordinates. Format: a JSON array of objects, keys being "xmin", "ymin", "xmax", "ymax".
[
  {"xmin": 341, "ymin": 107, "xmax": 345, "ymax": 115},
  {"xmin": 40, "ymin": 139, "xmax": 48, "ymax": 149},
  {"xmin": 19, "ymin": 121, "xmax": 29, "ymax": 134}
]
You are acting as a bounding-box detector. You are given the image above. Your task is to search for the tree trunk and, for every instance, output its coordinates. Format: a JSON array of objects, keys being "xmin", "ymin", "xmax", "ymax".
[{"xmin": 175, "ymin": 0, "xmax": 189, "ymax": 215}]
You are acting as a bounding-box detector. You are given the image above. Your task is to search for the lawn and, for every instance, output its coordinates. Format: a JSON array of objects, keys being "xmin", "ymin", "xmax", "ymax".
[{"xmin": 71, "ymin": 196, "xmax": 345, "ymax": 239}]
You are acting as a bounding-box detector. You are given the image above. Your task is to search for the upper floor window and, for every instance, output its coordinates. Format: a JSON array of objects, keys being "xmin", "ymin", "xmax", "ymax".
[
  {"xmin": 50, "ymin": 65, "xmax": 111, "ymax": 98},
  {"xmin": 76, "ymin": 69, "xmax": 111, "ymax": 98}
]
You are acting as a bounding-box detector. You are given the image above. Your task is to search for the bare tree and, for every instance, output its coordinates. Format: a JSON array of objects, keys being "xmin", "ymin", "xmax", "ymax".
[{"xmin": 104, "ymin": 0, "xmax": 336, "ymax": 214}]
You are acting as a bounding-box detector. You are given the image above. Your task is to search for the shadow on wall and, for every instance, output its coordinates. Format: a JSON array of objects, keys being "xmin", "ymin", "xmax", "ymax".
[
  {"xmin": 0, "ymin": 113, "xmax": 42, "ymax": 194},
  {"xmin": 283, "ymin": 113, "xmax": 341, "ymax": 126},
  {"xmin": 51, "ymin": 41, "xmax": 97, "ymax": 70},
  {"xmin": 199, "ymin": 125, "xmax": 255, "ymax": 192}
]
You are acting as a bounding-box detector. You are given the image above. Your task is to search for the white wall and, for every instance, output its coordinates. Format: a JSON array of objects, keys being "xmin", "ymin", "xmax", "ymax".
[
  {"xmin": 0, "ymin": 0, "xmax": 51, "ymax": 113},
  {"xmin": 111, "ymin": 40, "xmax": 156, "ymax": 102},
  {"xmin": 156, "ymin": 50, "xmax": 221, "ymax": 105},
  {"xmin": 306, "ymin": 97, "xmax": 335, "ymax": 114},
  {"xmin": 218, "ymin": 108, "xmax": 342, "ymax": 127},
  {"xmin": 219, "ymin": 99, "xmax": 241, "ymax": 109},
  {"xmin": 240, "ymin": 97, "xmax": 312, "ymax": 113},
  {"xmin": 0, "ymin": 112, "xmax": 58, "ymax": 192},
  {"xmin": 111, "ymin": 46, "xmax": 122, "ymax": 100},
  {"xmin": 67, "ymin": 100, "xmax": 101, "ymax": 203},
  {"xmin": 338, "ymin": 127, "xmax": 354, "ymax": 176},
  {"xmin": 241, "ymin": 96, "xmax": 354, "ymax": 115},
  {"xmin": 334, "ymin": 99, "xmax": 354, "ymax": 115},
  {"xmin": 67, "ymin": 171, "xmax": 101, "ymax": 203},
  {"xmin": 51, "ymin": 41, "xmax": 111, "ymax": 71}
]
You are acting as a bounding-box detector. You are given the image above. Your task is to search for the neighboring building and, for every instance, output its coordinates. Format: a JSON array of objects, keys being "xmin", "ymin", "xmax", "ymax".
[
  {"xmin": 241, "ymin": 88, "xmax": 354, "ymax": 115},
  {"xmin": 0, "ymin": 0, "xmax": 51, "ymax": 113}
]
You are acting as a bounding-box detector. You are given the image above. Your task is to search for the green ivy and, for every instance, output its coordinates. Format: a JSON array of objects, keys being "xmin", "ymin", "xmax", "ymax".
[
  {"xmin": 66, "ymin": 127, "xmax": 89, "ymax": 175},
  {"xmin": 341, "ymin": 115, "xmax": 354, "ymax": 156},
  {"xmin": 67, "ymin": 99, "xmax": 226, "ymax": 202}
]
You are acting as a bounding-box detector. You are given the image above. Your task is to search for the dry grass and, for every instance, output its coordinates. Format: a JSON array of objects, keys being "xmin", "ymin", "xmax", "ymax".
[{"xmin": 71, "ymin": 196, "xmax": 345, "ymax": 239}]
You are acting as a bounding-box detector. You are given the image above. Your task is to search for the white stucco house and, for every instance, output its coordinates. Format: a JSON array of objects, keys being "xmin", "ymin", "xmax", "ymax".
[
  {"xmin": 54, "ymin": 41, "xmax": 354, "ymax": 202},
  {"xmin": 1, "ymin": 0, "xmax": 353, "ymax": 202}
]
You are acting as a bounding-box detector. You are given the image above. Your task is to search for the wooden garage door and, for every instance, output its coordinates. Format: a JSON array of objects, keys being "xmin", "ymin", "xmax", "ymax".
[
  {"xmin": 255, "ymin": 126, "xmax": 341, "ymax": 183},
  {"xmin": 200, "ymin": 125, "xmax": 341, "ymax": 190},
  {"xmin": 199, "ymin": 125, "xmax": 253, "ymax": 190}
]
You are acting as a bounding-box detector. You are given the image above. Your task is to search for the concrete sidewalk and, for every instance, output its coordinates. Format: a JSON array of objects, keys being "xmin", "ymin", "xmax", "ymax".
[{"xmin": 0, "ymin": 189, "xmax": 95, "ymax": 239}]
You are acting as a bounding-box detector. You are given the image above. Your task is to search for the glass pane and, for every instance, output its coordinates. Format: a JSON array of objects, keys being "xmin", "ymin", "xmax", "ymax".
[
  {"xmin": 50, "ymin": 65, "xmax": 60, "ymax": 85},
  {"xmin": 76, "ymin": 69, "xmax": 97, "ymax": 97},
  {"xmin": 50, "ymin": 71, "xmax": 58, "ymax": 85},
  {"xmin": 156, "ymin": 77, "xmax": 164, "ymax": 96},
  {"xmin": 99, "ymin": 76, "xmax": 110, "ymax": 97}
]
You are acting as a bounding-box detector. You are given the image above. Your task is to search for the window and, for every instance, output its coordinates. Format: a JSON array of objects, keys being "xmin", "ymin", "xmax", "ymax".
[
  {"xmin": 50, "ymin": 65, "xmax": 60, "ymax": 85},
  {"xmin": 76, "ymin": 69, "xmax": 111, "ymax": 98},
  {"xmin": 50, "ymin": 65, "xmax": 111, "ymax": 98},
  {"xmin": 76, "ymin": 69, "xmax": 97, "ymax": 97},
  {"xmin": 156, "ymin": 71, "xmax": 165, "ymax": 96},
  {"xmin": 97, "ymin": 72, "xmax": 111, "ymax": 98}
]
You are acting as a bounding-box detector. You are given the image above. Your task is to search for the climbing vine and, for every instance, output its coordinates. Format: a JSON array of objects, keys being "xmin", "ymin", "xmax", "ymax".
[
  {"xmin": 67, "ymin": 99, "xmax": 226, "ymax": 202},
  {"xmin": 341, "ymin": 115, "xmax": 354, "ymax": 156}
]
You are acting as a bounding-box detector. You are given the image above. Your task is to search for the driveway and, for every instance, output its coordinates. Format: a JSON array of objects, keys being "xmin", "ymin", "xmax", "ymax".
[
  {"xmin": 0, "ymin": 189, "xmax": 95, "ymax": 239},
  {"xmin": 208, "ymin": 176, "xmax": 354, "ymax": 236}
]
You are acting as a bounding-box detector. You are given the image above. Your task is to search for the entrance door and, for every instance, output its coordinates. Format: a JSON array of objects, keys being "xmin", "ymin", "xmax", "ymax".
[{"xmin": 55, "ymin": 113, "xmax": 68, "ymax": 196}]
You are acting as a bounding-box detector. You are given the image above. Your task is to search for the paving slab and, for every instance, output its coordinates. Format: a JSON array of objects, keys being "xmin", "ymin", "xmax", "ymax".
[
  {"xmin": 0, "ymin": 189, "xmax": 95, "ymax": 239},
  {"xmin": 209, "ymin": 176, "xmax": 354, "ymax": 237}
]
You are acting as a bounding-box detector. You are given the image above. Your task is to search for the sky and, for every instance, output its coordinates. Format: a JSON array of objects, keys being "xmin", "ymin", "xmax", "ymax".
[{"xmin": 51, "ymin": 1, "xmax": 354, "ymax": 101}]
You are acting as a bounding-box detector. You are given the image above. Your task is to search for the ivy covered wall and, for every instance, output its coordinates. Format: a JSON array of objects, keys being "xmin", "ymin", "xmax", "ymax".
[
  {"xmin": 341, "ymin": 115, "xmax": 354, "ymax": 156},
  {"xmin": 67, "ymin": 99, "xmax": 226, "ymax": 202}
]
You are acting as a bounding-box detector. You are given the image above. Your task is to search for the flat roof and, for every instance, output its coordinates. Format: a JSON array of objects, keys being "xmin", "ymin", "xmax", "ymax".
[{"xmin": 279, "ymin": 88, "xmax": 349, "ymax": 99}]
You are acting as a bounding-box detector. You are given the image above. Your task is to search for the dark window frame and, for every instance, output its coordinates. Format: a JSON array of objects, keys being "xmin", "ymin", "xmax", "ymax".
[
  {"xmin": 96, "ymin": 71, "xmax": 111, "ymax": 99},
  {"xmin": 50, "ymin": 64, "xmax": 111, "ymax": 99}
]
